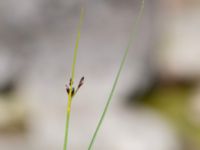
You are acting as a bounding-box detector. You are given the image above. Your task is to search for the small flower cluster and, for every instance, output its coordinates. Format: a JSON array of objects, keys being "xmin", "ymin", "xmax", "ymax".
[{"xmin": 65, "ymin": 77, "xmax": 84, "ymax": 97}]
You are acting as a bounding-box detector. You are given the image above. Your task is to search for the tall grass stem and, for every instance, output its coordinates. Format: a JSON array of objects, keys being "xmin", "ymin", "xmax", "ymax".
[
  {"xmin": 63, "ymin": 8, "xmax": 85, "ymax": 150},
  {"xmin": 87, "ymin": 0, "xmax": 144, "ymax": 149}
]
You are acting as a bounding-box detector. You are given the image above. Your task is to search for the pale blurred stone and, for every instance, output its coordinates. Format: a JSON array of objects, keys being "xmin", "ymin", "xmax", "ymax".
[
  {"xmin": 156, "ymin": 1, "xmax": 200, "ymax": 80},
  {"xmin": 0, "ymin": 96, "xmax": 26, "ymax": 133}
]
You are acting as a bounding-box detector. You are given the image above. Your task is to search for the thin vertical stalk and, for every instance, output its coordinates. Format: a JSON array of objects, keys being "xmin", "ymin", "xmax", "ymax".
[
  {"xmin": 87, "ymin": 0, "xmax": 144, "ymax": 149},
  {"xmin": 71, "ymin": 8, "xmax": 85, "ymax": 82},
  {"xmin": 63, "ymin": 96, "xmax": 72, "ymax": 150},
  {"xmin": 63, "ymin": 8, "xmax": 85, "ymax": 150}
]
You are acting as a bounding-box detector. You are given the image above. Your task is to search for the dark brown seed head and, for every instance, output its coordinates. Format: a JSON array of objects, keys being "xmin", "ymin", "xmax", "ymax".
[
  {"xmin": 65, "ymin": 85, "xmax": 69, "ymax": 94},
  {"xmin": 71, "ymin": 87, "xmax": 75, "ymax": 97},
  {"xmin": 78, "ymin": 76, "xmax": 84, "ymax": 89}
]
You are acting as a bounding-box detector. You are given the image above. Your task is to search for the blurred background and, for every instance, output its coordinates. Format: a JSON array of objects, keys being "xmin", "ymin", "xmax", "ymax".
[{"xmin": 0, "ymin": 0, "xmax": 200, "ymax": 150}]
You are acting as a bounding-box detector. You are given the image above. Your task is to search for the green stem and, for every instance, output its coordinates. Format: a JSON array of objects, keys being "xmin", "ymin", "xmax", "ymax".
[
  {"xmin": 71, "ymin": 8, "xmax": 85, "ymax": 82},
  {"xmin": 63, "ymin": 99, "xmax": 72, "ymax": 150},
  {"xmin": 87, "ymin": 0, "xmax": 144, "ymax": 149},
  {"xmin": 63, "ymin": 8, "xmax": 84, "ymax": 150}
]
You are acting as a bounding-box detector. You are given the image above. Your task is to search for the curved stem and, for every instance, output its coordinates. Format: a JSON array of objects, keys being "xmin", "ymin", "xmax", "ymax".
[{"xmin": 87, "ymin": 0, "xmax": 144, "ymax": 149}]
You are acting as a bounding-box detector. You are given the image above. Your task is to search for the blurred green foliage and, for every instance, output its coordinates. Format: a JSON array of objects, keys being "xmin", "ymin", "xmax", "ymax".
[{"xmin": 137, "ymin": 83, "xmax": 200, "ymax": 149}]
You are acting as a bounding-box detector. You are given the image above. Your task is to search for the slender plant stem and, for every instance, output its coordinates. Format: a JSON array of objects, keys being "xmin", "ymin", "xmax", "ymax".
[
  {"xmin": 63, "ymin": 8, "xmax": 85, "ymax": 150},
  {"xmin": 63, "ymin": 96, "xmax": 72, "ymax": 150},
  {"xmin": 87, "ymin": 1, "xmax": 144, "ymax": 149},
  {"xmin": 71, "ymin": 8, "xmax": 84, "ymax": 82}
]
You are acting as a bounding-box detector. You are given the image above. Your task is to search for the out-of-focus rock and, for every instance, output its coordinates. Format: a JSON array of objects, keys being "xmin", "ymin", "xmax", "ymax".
[
  {"xmin": 155, "ymin": 0, "xmax": 200, "ymax": 80},
  {"xmin": 0, "ymin": 96, "xmax": 27, "ymax": 133}
]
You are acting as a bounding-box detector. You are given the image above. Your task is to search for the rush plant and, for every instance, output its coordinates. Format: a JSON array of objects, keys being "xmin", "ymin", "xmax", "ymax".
[
  {"xmin": 63, "ymin": 0, "xmax": 144, "ymax": 149},
  {"xmin": 63, "ymin": 8, "xmax": 85, "ymax": 150}
]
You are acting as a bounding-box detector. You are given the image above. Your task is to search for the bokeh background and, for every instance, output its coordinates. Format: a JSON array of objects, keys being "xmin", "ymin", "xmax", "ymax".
[{"xmin": 0, "ymin": 0, "xmax": 200, "ymax": 150}]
